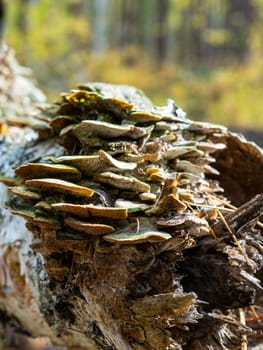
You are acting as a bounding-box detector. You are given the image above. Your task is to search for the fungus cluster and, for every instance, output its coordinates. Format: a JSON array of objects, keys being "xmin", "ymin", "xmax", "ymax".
[{"xmin": 10, "ymin": 83, "xmax": 228, "ymax": 246}]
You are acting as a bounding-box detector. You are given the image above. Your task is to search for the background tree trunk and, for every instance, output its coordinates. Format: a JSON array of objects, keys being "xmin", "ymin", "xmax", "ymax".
[
  {"xmin": 17, "ymin": 0, "xmax": 31, "ymax": 36},
  {"xmin": 156, "ymin": 0, "xmax": 169, "ymax": 65},
  {"xmin": 225, "ymin": 0, "xmax": 255, "ymax": 59},
  {"xmin": 0, "ymin": 0, "xmax": 5, "ymax": 49}
]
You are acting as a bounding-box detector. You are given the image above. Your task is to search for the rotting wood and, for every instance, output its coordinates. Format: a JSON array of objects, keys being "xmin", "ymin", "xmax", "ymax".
[{"xmin": 0, "ymin": 80, "xmax": 262, "ymax": 349}]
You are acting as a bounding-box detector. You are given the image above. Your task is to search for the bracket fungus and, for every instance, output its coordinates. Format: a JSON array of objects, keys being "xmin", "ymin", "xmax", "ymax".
[
  {"xmin": 15, "ymin": 163, "xmax": 82, "ymax": 181},
  {"xmin": 1, "ymin": 82, "xmax": 263, "ymax": 350},
  {"xmin": 25, "ymin": 178, "xmax": 94, "ymax": 198}
]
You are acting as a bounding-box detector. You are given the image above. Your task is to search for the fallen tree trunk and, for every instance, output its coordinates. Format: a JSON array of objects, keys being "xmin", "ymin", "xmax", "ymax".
[{"xmin": 0, "ymin": 79, "xmax": 262, "ymax": 349}]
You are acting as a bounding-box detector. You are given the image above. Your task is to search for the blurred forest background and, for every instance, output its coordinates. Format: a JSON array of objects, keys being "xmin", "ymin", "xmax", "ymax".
[{"xmin": 4, "ymin": 0, "xmax": 263, "ymax": 131}]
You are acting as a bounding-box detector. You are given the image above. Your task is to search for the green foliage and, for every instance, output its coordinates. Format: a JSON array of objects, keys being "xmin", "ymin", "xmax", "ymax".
[
  {"xmin": 5, "ymin": 0, "xmax": 263, "ymax": 130},
  {"xmin": 172, "ymin": 59, "xmax": 263, "ymax": 128}
]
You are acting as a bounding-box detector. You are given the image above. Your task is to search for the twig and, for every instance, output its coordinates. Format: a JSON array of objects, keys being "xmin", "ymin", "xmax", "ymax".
[
  {"xmin": 208, "ymin": 227, "xmax": 220, "ymax": 244},
  {"xmin": 67, "ymin": 327, "xmax": 83, "ymax": 334},
  {"xmin": 239, "ymin": 308, "xmax": 247, "ymax": 350},
  {"xmin": 208, "ymin": 193, "xmax": 263, "ymax": 228},
  {"xmin": 185, "ymin": 202, "xmax": 234, "ymax": 212},
  {"xmin": 256, "ymin": 220, "xmax": 263, "ymax": 229},
  {"xmin": 249, "ymin": 305, "xmax": 260, "ymax": 320},
  {"xmin": 186, "ymin": 202, "xmax": 195, "ymax": 213},
  {"xmin": 223, "ymin": 193, "xmax": 263, "ymax": 229},
  {"xmin": 208, "ymin": 193, "xmax": 237, "ymax": 210},
  {"xmin": 212, "ymin": 194, "xmax": 263, "ymax": 236},
  {"xmin": 245, "ymin": 314, "xmax": 263, "ymax": 321},
  {"xmin": 217, "ymin": 210, "xmax": 250, "ymax": 265}
]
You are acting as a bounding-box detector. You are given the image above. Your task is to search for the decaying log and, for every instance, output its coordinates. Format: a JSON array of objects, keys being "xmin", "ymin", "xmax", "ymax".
[{"xmin": 0, "ymin": 79, "xmax": 262, "ymax": 350}]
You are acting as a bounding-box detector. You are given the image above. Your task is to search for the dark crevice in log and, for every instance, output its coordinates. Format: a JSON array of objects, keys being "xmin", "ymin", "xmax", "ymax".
[{"xmin": 179, "ymin": 251, "xmax": 256, "ymax": 309}]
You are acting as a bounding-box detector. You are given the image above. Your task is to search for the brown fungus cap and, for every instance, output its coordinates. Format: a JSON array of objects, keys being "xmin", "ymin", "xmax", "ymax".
[
  {"xmin": 126, "ymin": 111, "xmax": 163, "ymax": 123},
  {"xmin": 94, "ymin": 171, "xmax": 151, "ymax": 193},
  {"xmin": 72, "ymin": 120, "xmax": 147, "ymax": 140},
  {"xmin": 64, "ymin": 217, "xmax": 115, "ymax": 235},
  {"xmin": 50, "ymin": 115, "xmax": 76, "ymax": 134},
  {"xmin": 25, "ymin": 178, "xmax": 94, "ymax": 198},
  {"xmin": 9, "ymin": 186, "xmax": 41, "ymax": 200},
  {"xmin": 52, "ymin": 203, "xmax": 128, "ymax": 219},
  {"xmin": 47, "ymin": 155, "xmax": 106, "ymax": 177},
  {"xmin": 104, "ymin": 226, "xmax": 171, "ymax": 244},
  {"xmin": 15, "ymin": 163, "xmax": 82, "ymax": 181}
]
